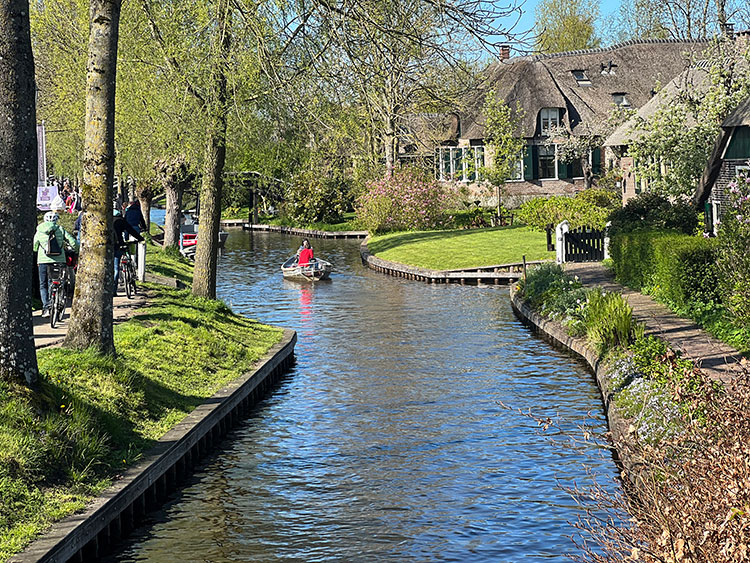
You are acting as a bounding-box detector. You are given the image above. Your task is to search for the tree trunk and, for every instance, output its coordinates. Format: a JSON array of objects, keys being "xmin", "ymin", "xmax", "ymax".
[
  {"xmin": 582, "ymin": 157, "xmax": 593, "ymax": 190},
  {"xmin": 163, "ymin": 181, "xmax": 183, "ymax": 248},
  {"xmin": 192, "ymin": 0, "xmax": 229, "ymax": 299},
  {"xmin": 0, "ymin": 1, "xmax": 39, "ymax": 385},
  {"xmin": 64, "ymin": 0, "xmax": 122, "ymax": 355},
  {"xmin": 383, "ymin": 123, "xmax": 396, "ymax": 179},
  {"xmin": 135, "ymin": 180, "xmax": 154, "ymax": 234}
]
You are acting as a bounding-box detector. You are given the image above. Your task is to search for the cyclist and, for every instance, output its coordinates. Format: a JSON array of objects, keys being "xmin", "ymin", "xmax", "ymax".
[
  {"xmin": 33, "ymin": 211, "xmax": 79, "ymax": 318},
  {"xmin": 113, "ymin": 209, "xmax": 144, "ymax": 296}
]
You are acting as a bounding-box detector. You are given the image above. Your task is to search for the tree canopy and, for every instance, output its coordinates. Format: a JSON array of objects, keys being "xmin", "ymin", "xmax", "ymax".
[{"xmin": 534, "ymin": 0, "xmax": 600, "ymax": 54}]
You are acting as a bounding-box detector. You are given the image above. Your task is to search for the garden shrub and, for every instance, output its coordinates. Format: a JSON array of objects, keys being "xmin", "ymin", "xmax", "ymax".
[
  {"xmin": 281, "ymin": 169, "xmax": 352, "ymax": 225},
  {"xmin": 608, "ymin": 192, "xmax": 698, "ymax": 235},
  {"xmin": 717, "ymin": 170, "xmax": 750, "ymax": 328},
  {"xmin": 584, "ymin": 289, "xmax": 642, "ymax": 354},
  {"xmin": 355, "ymin": 168, "xmax": 454, "ymax": 233},
  {"xmin": 609, "ymin": 230, "xmax": 719, "ymax": 308},
  {"xmin": 516, "ymin": 188, "xmax": 619, "ymax": 231}
]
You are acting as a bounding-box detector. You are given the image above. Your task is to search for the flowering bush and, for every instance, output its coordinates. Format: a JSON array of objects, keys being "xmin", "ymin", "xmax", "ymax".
[
  {"xmin": 355, "ymin": 169, "xmax": 454, "ymax": 233},
  {"xmin": 717, "ymin": 167, "xmax": 750, "ymax": 327}
]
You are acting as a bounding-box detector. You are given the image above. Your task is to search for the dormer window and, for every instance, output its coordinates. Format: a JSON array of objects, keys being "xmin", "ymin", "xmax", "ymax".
[
  {"xmin": 612, "ymin": 93, "xmax": 630, "ymax": 107},
  {"xmin": 540, "ymin": 108, "xmax": 560, "ymax": 136},
  {"xmin": 600, "ymin": 61, "xmax": 618, "ymax": 75},
  {"xmin": 571, "ymin": 70, "xmax": 591, "ymax": 86}
]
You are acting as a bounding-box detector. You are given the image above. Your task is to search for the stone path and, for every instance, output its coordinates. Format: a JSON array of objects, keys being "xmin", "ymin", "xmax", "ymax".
[
  {"xmin": 564, "ymin": 262, "xmax": 745, "ymax": 384},
  {"xmin": 34, "ymin": 293, "xmax": 147, "ymax": 349}
]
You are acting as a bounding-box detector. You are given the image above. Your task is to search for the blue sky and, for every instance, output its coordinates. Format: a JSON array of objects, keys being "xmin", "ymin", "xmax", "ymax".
[{"xmin": 502, "ymin": 0, "xmax": 623, "ymax": 52}]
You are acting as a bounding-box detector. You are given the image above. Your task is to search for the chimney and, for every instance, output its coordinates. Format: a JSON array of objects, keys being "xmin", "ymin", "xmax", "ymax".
[
  {"xmin": 499, "ymin": 44, "xmax": 511, "ymax": 61},
  {"xmin": 721, "ymin": 22, "xmax": 735, "ymax": 39}
]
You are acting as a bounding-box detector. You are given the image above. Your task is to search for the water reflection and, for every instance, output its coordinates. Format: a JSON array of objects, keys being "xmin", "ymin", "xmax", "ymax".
[{"xmin": 110, "ymin": 231, "xmax": 619, "ymax": 562}]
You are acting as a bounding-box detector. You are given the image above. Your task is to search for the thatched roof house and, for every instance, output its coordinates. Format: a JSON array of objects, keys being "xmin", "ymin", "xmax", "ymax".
[
  {"xmin": 696, "ymin": 95, "xmax": 750, "ymax": 232},
  {"xmin": 462, "ymin": 39, "xmax": 708, "ymax": 140},
  {"xmin": 439, "ymin": 38, "xmax": 708, "ymax": 204}
]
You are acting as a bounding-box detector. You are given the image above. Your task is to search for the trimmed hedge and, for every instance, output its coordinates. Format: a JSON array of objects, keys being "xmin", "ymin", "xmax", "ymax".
[{"xmin": 610, "ymin": 230, "xmax": 720, "ymax": 308}]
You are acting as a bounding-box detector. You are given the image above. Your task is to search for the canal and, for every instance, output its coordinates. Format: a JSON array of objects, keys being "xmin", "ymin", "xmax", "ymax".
[{"xmin": 111, "ymin": 228, "xmax": 619, "ymax": 562}]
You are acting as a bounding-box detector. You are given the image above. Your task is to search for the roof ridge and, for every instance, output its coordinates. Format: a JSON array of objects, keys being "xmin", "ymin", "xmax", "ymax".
[{"xmin": 531, "ymin": 37, "xmax": 711, "ymax": 61}]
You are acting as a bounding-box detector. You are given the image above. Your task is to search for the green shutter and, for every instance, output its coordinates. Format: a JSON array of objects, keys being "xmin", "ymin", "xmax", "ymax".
[
  {"xmin": 558, "ymin": 160, "xmax": 569, "ymax": 179},
  {"xmin": 523, "ymin": 145, "xmax": 533, "ymax": 180},
  {"xmin": 725, "ymin": 127, "xmax": 750, "ymax": 159},
  {"xmin": 530, "ymin": 145, "xmax": 539, "ymax": 180},
  {"xmin": 592, "ymin": 147, "xmax": 602, "ymax": 175}
]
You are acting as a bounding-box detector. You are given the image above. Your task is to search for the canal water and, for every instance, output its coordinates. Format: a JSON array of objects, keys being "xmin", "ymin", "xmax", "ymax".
[{"xmin": 112, "ymin": 226, "xmax": 619, "ymax": 562}]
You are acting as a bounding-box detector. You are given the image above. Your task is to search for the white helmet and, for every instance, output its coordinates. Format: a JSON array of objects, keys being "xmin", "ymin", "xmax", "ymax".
[{"xmin": 44, "ymin": 211, "xmax": 59, "ymax": 223}]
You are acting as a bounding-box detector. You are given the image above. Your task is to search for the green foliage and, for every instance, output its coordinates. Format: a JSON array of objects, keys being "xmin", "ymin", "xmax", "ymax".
[
  {"xmin": 516, "ymin": 188, "xmax": 620, "ymax": 231},
  {"xmin": 481, "ymin": 93, "xmax": 526, "ymax": 187},
  {"xmin": 609, "ymin": 231, "xmax": 719, "ymax": 307},
  {"xmin": 521, "ymin": 263, "xmax": 641, "ymax": 353},
  {"xmin": 717, "ymin": 170, "xmax": 750, "ymax": 329},
  {"xmin": 534, "ymin": 0, "xmax": 601, "ymax": 54},
  {"xmin": 608, "ymin": 192, "xmax": 698, "ymax": 235},
  {"xmin": 584, "ymin": 289, "xmax": 641, "ymax": 354},
  {"xmin": 281, "ymin": 169, "xmax": 353, "ymax": 225}
]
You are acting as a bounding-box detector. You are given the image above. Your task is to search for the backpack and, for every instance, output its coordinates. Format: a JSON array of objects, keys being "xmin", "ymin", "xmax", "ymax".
[{"xmin": 45, "ymin": 228, "xmax": 62, "ymax": 257}]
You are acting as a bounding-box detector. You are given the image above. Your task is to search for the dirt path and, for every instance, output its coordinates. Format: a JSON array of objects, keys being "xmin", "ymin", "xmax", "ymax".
[{"xmin": 564, "ymin": 262, "xmax": 744, "ymax": 384}]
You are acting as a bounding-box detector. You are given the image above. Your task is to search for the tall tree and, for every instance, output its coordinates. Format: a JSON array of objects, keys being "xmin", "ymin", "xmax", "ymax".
[
  {"xmin": 64, "ymin": 0, "xmax": 122, "ymax": 353},
  {"xmin": 155, "ymin": 156, "xmax": 192, "ymax": 248},
  {"xmin": 534, "ymin": 0, "xmax": 600, "ymax": 54},
  {"xmin": 482, "ymin": 93, "xmax": 525, "ymax": 213},
  {"xmin": 0, "ymin": 0, "xmax": 39, "ymax": 385}
]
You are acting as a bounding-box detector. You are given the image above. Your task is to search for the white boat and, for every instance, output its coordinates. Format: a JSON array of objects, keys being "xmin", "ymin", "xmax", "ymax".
[{"xmin": 281, "ymin": 256, "xmax": 333, "ymax": 281}]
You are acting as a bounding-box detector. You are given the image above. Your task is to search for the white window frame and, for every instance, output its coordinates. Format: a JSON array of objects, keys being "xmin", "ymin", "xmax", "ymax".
[
  {"xmin": 540, "ymin": 108, "xmax": 560, "ymax": 136},
  {"xmin": 436, "ymin": 146, "xmax": 484, "ymax": 183},
  {"xmin": 570, "ymin": 150, "xmax": 593, "ymax": 180},
  {"xmin": 572, "ymin": 70, "xmax": 591, "ymax": 85}
]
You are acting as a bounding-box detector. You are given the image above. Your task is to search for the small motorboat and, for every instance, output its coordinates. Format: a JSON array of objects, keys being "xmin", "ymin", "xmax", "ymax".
[{"xmin": 281, "ymin": 256, "xmax": 333, "ymax": 281}]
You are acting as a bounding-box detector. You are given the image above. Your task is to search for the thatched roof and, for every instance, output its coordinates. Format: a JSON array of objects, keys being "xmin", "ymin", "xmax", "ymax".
[
  {"xmin": 462, "ymin": 39, "xmax": 708, "ymax": 140},
  {"xmin": 723, "ymin": 96, "xmax": 750, "ymax": 127},
  {"xmin": 605, "ymin": 65, "xmax": 711, "ymax": 146}
]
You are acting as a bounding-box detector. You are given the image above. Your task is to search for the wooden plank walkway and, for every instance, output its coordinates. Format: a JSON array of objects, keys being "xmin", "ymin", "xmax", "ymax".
[
  {"xmin": 565, "ymin": 262, "xmax": 745, "ymax": 384},
  {"xmin": 242, "ymin": 224, "xmax": 368, "ymax": 239}
]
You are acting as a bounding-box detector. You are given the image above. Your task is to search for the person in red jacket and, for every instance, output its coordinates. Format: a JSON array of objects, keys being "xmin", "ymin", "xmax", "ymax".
[{"xmin": 297, "ymin": 239, "xmax": 314, "ymax": 266}]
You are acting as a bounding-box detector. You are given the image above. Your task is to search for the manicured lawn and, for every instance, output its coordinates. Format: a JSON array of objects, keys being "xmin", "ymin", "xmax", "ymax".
[
  {"xmin": 367, "ymin": 225, "xmax": 555, "ymax": 270},
  {"xmin": 0, "ymin": 286, "xmax": 283, "ymax": 560}
]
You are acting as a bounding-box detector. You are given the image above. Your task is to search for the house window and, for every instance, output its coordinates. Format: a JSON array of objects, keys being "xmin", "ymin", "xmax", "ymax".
[
  {"xmin": 538, "ymin": 144, "xmax": 557, "ymax": 179},
  {"xmin": 435, "ymin": 147, "xmax": 484, "ymax": 182},
  {"xmin": 540, "ymin": 108, "xmax": 560, "ymax": 136},
  {"xmin": 571, "ymin": 70, "xmax": 591, "ymax": 85},
  {"xmin": 510, "ymin": 151, "xmax": 524, "ymax": 181},
  {"xmin": 612, "ymin": 93, "xmax": 630, "ymax": 107}
]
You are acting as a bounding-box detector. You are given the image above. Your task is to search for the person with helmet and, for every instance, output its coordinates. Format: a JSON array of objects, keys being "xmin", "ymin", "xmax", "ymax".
[
  {"xmin": 113, "ymin": 208, "xmax": 144, "ymax": 296},
  {"xmin": 33, "ymin": 211, "xmax": 79, "ymax": 317}
]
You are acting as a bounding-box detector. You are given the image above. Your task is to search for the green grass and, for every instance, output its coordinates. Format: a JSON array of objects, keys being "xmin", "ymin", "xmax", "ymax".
[
  {"xmin": 145, "ymin": 242, "xmax": 193, "ymax": 286},
  {"xmin": 226, "ymin": 210, "xmax": 362, "ymax": 232},
  {"xmin": 0, "ymin": 286, "xmax": 283, "ymax": 561},
  {"xmin": 367, "ymin": 225, "xmax": 554, "ymax": 270}
]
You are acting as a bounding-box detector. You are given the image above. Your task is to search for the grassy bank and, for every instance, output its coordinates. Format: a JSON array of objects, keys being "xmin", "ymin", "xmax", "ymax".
[
  {"xmin": 145, "ymin": 242, "xmax": 193, "ymax": 286},
  {"xmin": 1, "ymin": 286, "xmax": 283, "ymax": 561},
  {"xmin": 222, "ymin": 209, "xmax": 362, "ymax": 232},
  {"xmin": 367, "ymin": 225, "xmax": 554, "ymax": 270}
]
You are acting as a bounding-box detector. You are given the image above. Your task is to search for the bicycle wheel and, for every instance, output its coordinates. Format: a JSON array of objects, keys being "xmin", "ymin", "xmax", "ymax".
[
  {"xmin": 124, "ymin": 259, "xmax": 133, "ymax": 299},
  {"xmin": 50, "ymin": 286, "xmax": 59, "ymax": 328},
  {"xmin": 57, "ymin": 280, "xmax": 67, "ymax": 322},
  {"xmin": 128, "ymin": 261, "xmax": 137, "ymax": 296}
]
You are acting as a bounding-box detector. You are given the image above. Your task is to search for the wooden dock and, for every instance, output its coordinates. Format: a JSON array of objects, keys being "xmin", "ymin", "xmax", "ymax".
[{"xmin": 241, "ymin": 224, "xmax": 368, "ymax": 239}]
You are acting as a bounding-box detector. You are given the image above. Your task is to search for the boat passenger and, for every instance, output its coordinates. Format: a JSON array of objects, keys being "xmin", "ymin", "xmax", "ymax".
[{"xmin": 298, "ymin": 239, "xmax": 314, "ymax": 266}]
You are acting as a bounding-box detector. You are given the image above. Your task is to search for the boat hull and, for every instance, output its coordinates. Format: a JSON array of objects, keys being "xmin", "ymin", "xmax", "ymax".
[{"xmin": 281, "ymin": 257, "xmax": 333, "ymax": 282}]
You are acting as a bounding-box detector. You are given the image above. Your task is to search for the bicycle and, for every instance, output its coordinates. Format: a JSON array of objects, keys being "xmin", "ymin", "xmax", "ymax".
[
  {"xmin": 48, "ymin": 263, "xmax": 69, "ymax": 328},
  {"xmin": 118, "ymin": 246, "xmax": 137, "ymax": 299}
]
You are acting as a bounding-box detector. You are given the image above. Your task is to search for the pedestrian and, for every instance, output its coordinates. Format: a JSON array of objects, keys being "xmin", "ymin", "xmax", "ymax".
[
  {"xmin": 113, "ymin": 209, "xmax": 144, "ymax": 296},
  {"xmin": 124, "ymin": 200, "xmax": 146, "ymax": 234},
  {"xmin": 33, "ymin": 211, "xmax": 79, "ymax": 317}
]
